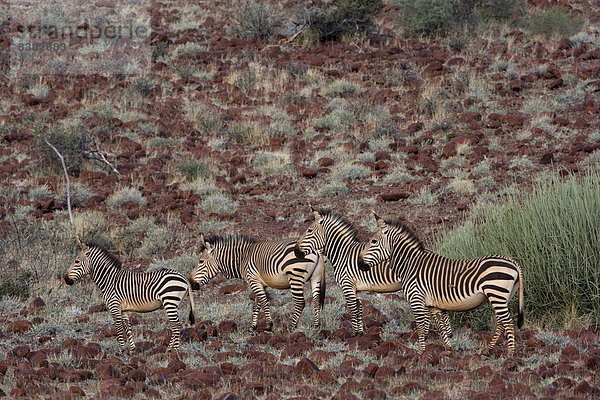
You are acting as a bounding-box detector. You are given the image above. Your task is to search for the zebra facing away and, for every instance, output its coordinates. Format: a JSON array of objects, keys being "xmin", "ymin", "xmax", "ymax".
[
  {"xmin": 294, "ymin": 207, "xmax": 453, "ymax": 337},
  {"xmin": 358, "ymin": 213, "xmax": 524, "ymax": 356},
  {"xmin": 64, "ymin": 242, "xmax": 196, "ymax": 353},
  {"xmin": 188, "ymin": 234, "xmax": 326, "ymax": 331}
]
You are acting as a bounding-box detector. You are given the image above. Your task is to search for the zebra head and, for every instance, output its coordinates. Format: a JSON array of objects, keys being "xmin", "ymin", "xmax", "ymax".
[
  {"xmin": 358, "ymin": 213, "xmax": 391, "ymax": 270},
  {"xmin": 295, "ymin": 206, "xmax": 326, "ymax": 258},
  {"xmin": 64, "ymin": 242, "xmax": 94, "ymax": 285},
  {"xmin": 189, "ymin": 235, "xmax": 220, "ymax": 290}
]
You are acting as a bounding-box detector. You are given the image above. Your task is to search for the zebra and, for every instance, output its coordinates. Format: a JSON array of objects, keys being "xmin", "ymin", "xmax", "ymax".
[
  {"xmin": 294, "ymin": 207, "xmax": 453, "ymax": 338},
  {"xmin": 64, "ymin": 241, "xmax": 196, "ymax": 353},
  {"xmin": 358, "ymin": 213, "xmax": 524, "ymax": 356},
  {"xmin": 188, "ymin": 234, "xmax": 326, "ymax": 331}
]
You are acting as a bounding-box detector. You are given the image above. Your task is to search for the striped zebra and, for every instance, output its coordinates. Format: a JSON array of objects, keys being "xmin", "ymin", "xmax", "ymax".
[
  {"xmin": 358, "ymin": 213, "xmax": 524, "ymax": 356},
  {"xmin": 64, "ymin": 242, "xmax": 196, "ymax": 353},
  {"xmin": 294, "ymin": 207, "xmax": 453, "ymax": 338},
  {"xmin": 188, "ymin": 234, "xmax": 326, "ymax": 331}
]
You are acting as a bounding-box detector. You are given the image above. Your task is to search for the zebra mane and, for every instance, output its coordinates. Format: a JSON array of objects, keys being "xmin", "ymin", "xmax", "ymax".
[
  {"xmin": 84, "ymin": 242, "xmax": 123, "ymax": 269},
  {"xmin": 204, "ymin": 234, "xmax": 257, "ymax": 248},
  {"xmin": 384, "ymin": 219, "xmax": 426, "ymax": 252},
  {"xmin": 317, "ymin": 209, "xmax": 360, "ymax": 242}
]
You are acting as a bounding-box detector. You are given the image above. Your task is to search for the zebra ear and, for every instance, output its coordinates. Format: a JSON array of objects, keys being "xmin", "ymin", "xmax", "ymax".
[
  {"xmin": 76, "ymin": 236, "xmax": 86, "ymax": 250},
  {"xmin": 373, "ymin": 213, "xmax": 387, "ymax": 229},
  {"xmin": 308, "ymin": 202, "xmax": 322, "ymax": 222},
  {"xmin": 204, "ymin": 241, "xmax": 213, "ymax": 253}
]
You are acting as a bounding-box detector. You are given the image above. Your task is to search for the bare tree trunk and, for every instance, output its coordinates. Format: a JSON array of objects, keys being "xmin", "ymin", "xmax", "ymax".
[{"xmin": 42, "ymin": 137, "xmax": 73, "ymax": 224}]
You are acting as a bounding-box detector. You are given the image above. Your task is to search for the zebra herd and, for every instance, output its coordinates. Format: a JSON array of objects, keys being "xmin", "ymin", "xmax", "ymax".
[{"xmin": 64, "ymin": 207, "xmax": 524, "ymax": 356}]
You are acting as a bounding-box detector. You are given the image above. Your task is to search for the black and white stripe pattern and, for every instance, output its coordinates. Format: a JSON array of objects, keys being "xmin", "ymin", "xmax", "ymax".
[
  {"xmin": 359, "ymin": 214, "xmax": 524, "ymax": 355},
  {"xmin": 189, "ymin": 235, "xmax": 326, "ymax": 331},
  {"xmin": 64, "ymin": 243, "xmax": 195, "ymax": 353},
  {"xmin": 293, "ymin": 208, "xmax": 449, "ymax": 337}
]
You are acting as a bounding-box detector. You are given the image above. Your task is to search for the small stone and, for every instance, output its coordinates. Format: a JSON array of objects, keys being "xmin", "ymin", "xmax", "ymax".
[
  {"xmin": 296, "ymin": 357, "xmax": 320, "ymax": 377},
  {"xmin": 28, "ymin": 297, "xmax": 46, "ymax": 313},
  {"xmin": 379, "ymin": 192, "xmax": 409, "ymax": 202},
  {"xmin": 8, "ymin": 320, "xmax": 32, "ymax": 333}
]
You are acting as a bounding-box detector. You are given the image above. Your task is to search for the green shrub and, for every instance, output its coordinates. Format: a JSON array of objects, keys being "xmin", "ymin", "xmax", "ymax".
[
  {"xmin": 0, "ymin": 218, "xmax": 75, "ymax": 299},
  {"xmin": 176, "ymin": 159, "xmax": 212, "ymax": 182},
  {"xmin": 307, "ymin": 0, "xmax": 383, "ymax": 42},
  {"xmin": 436, "ymin": 173, "xmax": 600, "ymax": 327},
  {"xmin": 528, "ymin": 8, "xmax": 583, "ymax": 39},
  {"xmin": 37, "ymin": 121, "xmax": 88, "ymax": 173},
  {"xmin": 252, "ymin": 151, "xmax": 293, "ymax": 176},
  {"xmin": 396, "ymin": 0, "xmax": 519, "ymax": 37},
  {"xmin": 106, "ymin": 187, "xmax": 147, "ymax": 208},
  {"xmin": 74, "ymin": 211, "xmax": 111, "ymax": 247},
  {"xmin": 332, "ymin": 163, "xmax": 371, "ymax": 181},
  {"xmin": 202, "ymin": 193, "xmax": 236, "ymax": 214},
  {"xmin": 234, "ymin": 0, "xmax": 281, "ymax": 40}
]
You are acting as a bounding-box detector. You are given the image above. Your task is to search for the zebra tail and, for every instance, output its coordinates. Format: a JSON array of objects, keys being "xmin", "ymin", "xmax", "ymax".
[
  {"xmin": 517, "ymin": 264, "xmax": 524, "ymax": 329},
  {"xmin": 188, "ymin": 287, "xmax": 196, "ymax": 325}
]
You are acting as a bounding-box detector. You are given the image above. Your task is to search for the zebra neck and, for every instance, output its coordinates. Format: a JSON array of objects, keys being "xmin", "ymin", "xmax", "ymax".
[
  {"xmin": 391, "ymin": 237, "xmax": 429, "ymax": 283},
  {"xmin": 324, "ymin": 234, "xmax": 363, "ymax": 270},
  {"xmin": 90, "ymin": 259, "xmax": 121, "ymax": 292},
  {"xmin": 216, "ymin": 245, "xmax": 249, "ymax": 279}
]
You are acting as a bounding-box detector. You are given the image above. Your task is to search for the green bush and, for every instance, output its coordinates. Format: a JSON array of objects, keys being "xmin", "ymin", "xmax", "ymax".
[
  {"xmin": 175, "ymin": 159, "xmax": 212, "ymax": 182},
  {"xmin": 436, "ymin": 173, "xmax": 600, "ymax": 327},
  {"xmin": 528, "ymin": 8, "xmax": 584, "ymax": 39},
  {"xmin": 106, "ymin": 187, "xmax": 147, "ymax": 208},
  {"xmin": 396, "ymin": 0, "xmax": 519, "ymax": 37},
  {"xmin": 307, "ymin": 0, "xmax": 383, "ymax": 42},
  {"xmin": 234, "ymin": 0, "xmax": 281, "ymax": 40}
]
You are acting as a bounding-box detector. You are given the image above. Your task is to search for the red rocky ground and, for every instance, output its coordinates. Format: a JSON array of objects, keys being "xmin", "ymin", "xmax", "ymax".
[{"xmin": 1, "ymin": 0, "xmax": 599, "ymax": 398}]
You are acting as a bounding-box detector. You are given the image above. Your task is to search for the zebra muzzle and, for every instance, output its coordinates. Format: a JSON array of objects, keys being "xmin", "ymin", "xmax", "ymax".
[{"xmin": 64, "ymin": 275, "xmax": 75, "ymax": 285}]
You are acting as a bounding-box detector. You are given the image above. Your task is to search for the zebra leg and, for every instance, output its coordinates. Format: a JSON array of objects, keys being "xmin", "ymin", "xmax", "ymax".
[
  {"xmin": 288, "ymin": 278, "xmax": 306, "ymax": 331},
  {"xmin": 107, "ymin": 304, "xmax": 127, "ymax": 354},
  {"xmin": 340, "ymin": 280, "xmax": 362, "ymax": 335},
  {"xmin": 486, "ymin": 295, "xmax": 516, "ymax": 355},
  {"xmin": 121, "ymin": 313, "xmax": 135, "ymax": 354},
  {"xmin": 409, "ymin": 297, "xmax": 431, "ymax": 355},
  {"xmin": 165, "ymin": 304, "xmax": 182, "ymax": 352},
  {"xmin": 251, "ymin": 299, "xmax": 260, "ymax": 331},
  {"xmin": 249, "ymin": 282, "xmax": 273, "ymax": 331},
  {"xmin": 309, "ymin": 256, "xmax": 326, "ymax": 328},
  {"xmin": 431, "ymin": 308, "xmax": 452, "ymax": 348}
]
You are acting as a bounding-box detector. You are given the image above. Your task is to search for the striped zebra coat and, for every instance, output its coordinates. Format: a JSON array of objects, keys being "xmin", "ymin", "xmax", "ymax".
[
  {"xmin": 359, "ymin": 214, "xmax": 524, "ymax": 356},
  {"xmin": 294, "ymin": 208, "xmax": 452, "ymax": 337},
  {"xmin": 189, "ymin": 235, "xmax": 326, "ymax": 331},
  {"xmin": 64, "ymin": 242, "xmax": 195, "ymax": 353}
]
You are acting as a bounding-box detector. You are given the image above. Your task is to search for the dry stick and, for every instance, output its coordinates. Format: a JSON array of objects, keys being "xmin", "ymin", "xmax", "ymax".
[
  {"xmin": 92, "ymin": 140, "xmax": 120, "ymax": 175},
  {"xmin": 41, "ymin": 137, "xmax": 73, "ymax": 224}
]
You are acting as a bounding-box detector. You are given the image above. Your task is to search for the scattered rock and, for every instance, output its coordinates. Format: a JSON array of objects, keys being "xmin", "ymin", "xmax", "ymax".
[
  {"xmin": 379, "ymin": 192, "xmax": 409, "ymax": 202},
  {"xmin": 28, "ymin": 297, "xmax": 45, "ymax": 313},
  {"xmin": 218, "ymin": 320, "xmax": 237, "ymax": 334},
  {"xmin": 8, "ymin": 320, "xmax": 32, "ymax": 333},
  {"xmin": 296, "ymin": 357, "xmax": 320, "ymax": 377}
]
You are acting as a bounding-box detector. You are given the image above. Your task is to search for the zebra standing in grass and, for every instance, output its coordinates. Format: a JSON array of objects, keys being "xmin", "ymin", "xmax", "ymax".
[
  {"xmin": 64, "ymin": 241, "xmax": 195, "ymax": 353},
  {"xmin": 189, "ymin": 234, "xmax": 326, "ymax": 331},
  {"xmin": 294, "ymin": 207, "xmax": 453, "ymax": 337},
  {"xmin": 358, "ymin": 213, "xmax": 524, "ymax": 356}
]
